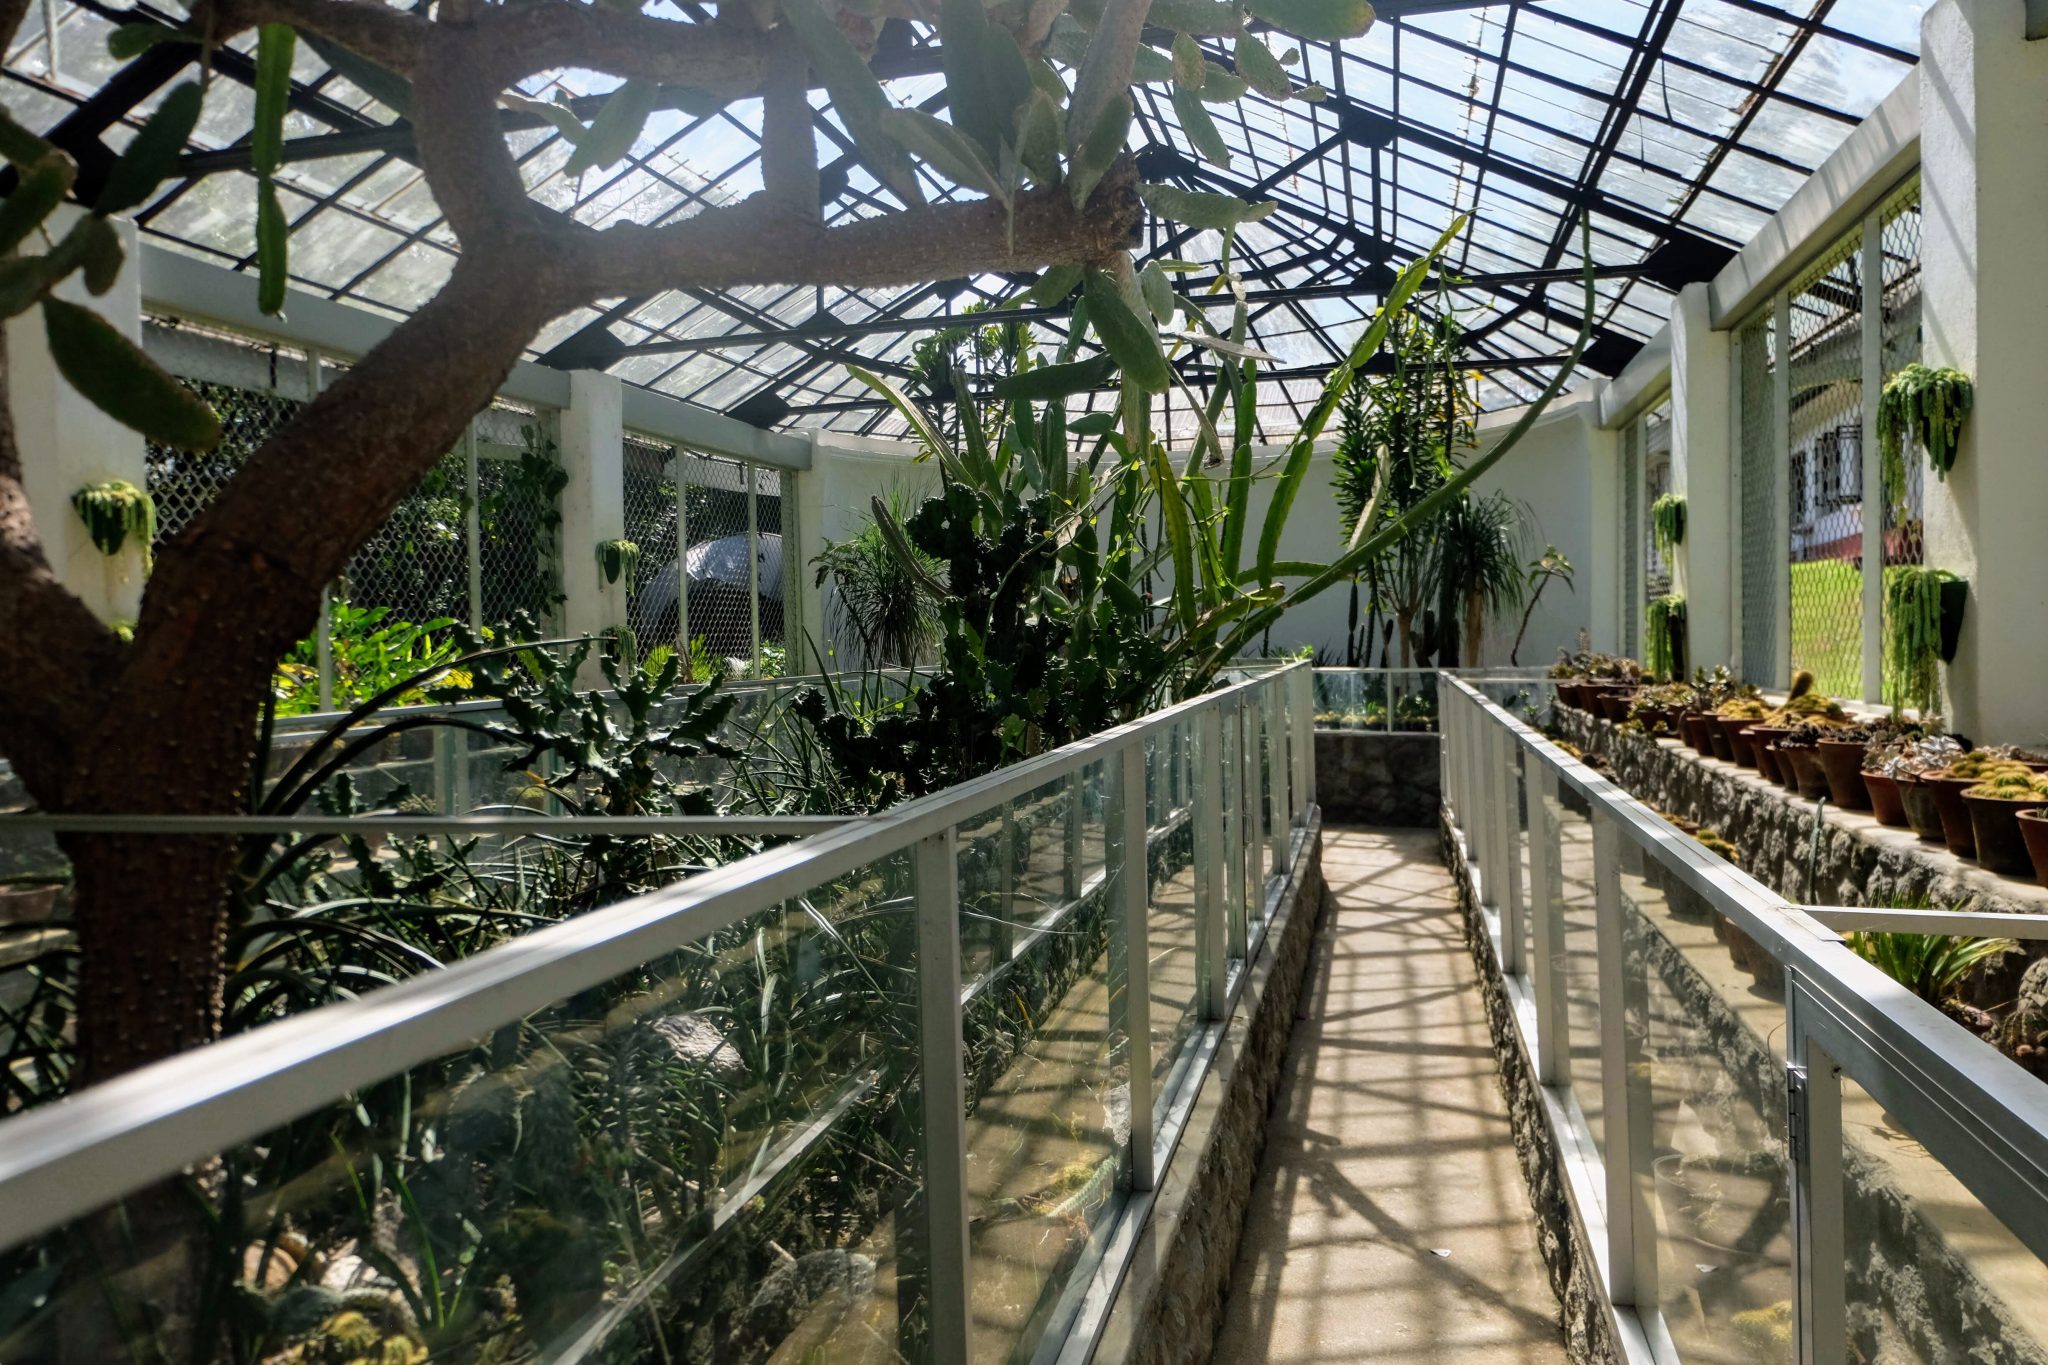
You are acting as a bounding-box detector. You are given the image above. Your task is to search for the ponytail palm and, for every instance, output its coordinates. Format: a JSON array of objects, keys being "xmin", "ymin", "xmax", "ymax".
[{"xmin": 1434, "ymin": 492, "xmax": 1528, "ymax": 668}]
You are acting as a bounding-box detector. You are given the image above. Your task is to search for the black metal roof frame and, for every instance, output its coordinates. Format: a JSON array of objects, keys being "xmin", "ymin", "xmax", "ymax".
[{"xmin": 1, "ymin": 0, "xmax": 1925, "ymax": 440}]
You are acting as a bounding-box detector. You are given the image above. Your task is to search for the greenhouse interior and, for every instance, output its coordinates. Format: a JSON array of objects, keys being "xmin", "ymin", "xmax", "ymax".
[{"xmin": 5, "ymin": 0, "xmax": 2048, "ymax": 1360}]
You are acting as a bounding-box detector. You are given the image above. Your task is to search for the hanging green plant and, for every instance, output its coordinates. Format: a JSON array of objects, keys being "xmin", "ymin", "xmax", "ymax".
[
  {"xmin": 595, "ymin": 537, "xmax": 641, "ymax": 590},
  {"xmin": 70, "ymin": 479, "xmax": 157, "ymax": 568},
  {"xmin": 1644, "ymin": 593, "xmax": 1686, "ymax": 680},
  {"xmin": 1650, "ymin": 492, "xmax": 1686, "ymax": 563},
  {"xmin": 1878, "ymin": 364, "xmax": 1973, "ymax": 486},
  {"xmin": 1882, "ymin": 564, "xmax": 1956, "ymax": 717}
]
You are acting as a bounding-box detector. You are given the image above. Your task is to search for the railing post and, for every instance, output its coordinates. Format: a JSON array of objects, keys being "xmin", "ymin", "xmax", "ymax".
[
  {"xmin": 1117, "ymin": 741, "xmax": 1157, "ymax": 1191},
  {"xmin": 1195, "ymin": 703, "xmax": 1229, "ymax": 1018},
  {"xmin": 911, "ymin": 828, "xmax": 972, "ymax": 1362},
  {"xmin": 1529, "ymin": 762, "xmax": 1570, "ymax": 1088},
  {"xmin": 1591, "ymin": 812, "xmax": 1655, "ymax": 1307},
  {"xmin": 1063, "ymin": 769, "xmax": 1084, "ymax": 902},
  {"xmin": 1292, "ymin": 667, "xmax": 1315, "ymax": 816},
  {"xmin": 1267, "ymin": 685, "xmax": 1290, "ymax": 877},
  {"xmin": 1493, "ymin": 720, "xmax": 1526, "ymax": 976},
  {"xmin": 1788, "ymin": 977, "xmax": 1846, "ymax": 1365},
  {"xmin": 1238, "ymin": 697, "xmax": 1262, "ymax": 929}
]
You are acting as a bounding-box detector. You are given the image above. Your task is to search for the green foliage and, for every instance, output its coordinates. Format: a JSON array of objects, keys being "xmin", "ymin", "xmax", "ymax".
[
  {"xmin": 814, "ymin": 490, "xmax": 945, "ymax": 668},
  {"xmin": 1847, "ymin": 923, "xmax": 2015, "ymax": 1006},
  {"xmin": 1882, "ymin": 563, "xmax": 1954, "ymax": 717},
  {"xmin": 1644, "ymin": 594, "xmax": 1687, "ymax": 681},
  {"xmin": 1435, "ymin": 491, "xmax": 1528, "ymax": 667},
  {"xmin": 594, "ymin": 536, "xmax": 641, "ymax": 589},
  {"xmin": 1650, "ymin": 491, "xmax": 1686, "ymax": 562},
  {"xmin": 1879, "ymin": 363, "xmax": 1973, "ymax": 484},
  {"xmin": 68, "ymin": 479, "xmax": 156, "ymax": 565},
  {"xmin": 271, "ymin": 603, "xmax": 464, "ymax": 716}
]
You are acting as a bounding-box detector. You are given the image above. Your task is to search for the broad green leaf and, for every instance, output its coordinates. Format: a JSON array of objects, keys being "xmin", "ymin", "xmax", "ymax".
[
  {"xmin": 994, "ymin": 353, "xmax": 1117, "ymax": 400},
  {"xmin": 1148, "ymin": 0, "xmax": 1242, "ymax": 33},
  {"xmin": 43, "ymin": 297, "xmax": 221, "ymax": 450},
  {"xmin": 566, "ymin": 79, "xmax": 658, "ymax": 176},
  {"xmin": 0, "ymin": 155, "xmax": 72, "ymax": 256},
  {"xmin": 1171, "ymin": 85, "xmax": 1231, "ymax": 167},
  {"xmin": 1294, "ymin": 83, "xmax": 1330, "ymax": 102},
  {"xmin": 301, "ymin": 33, "xmax": 412, "ymax": 116},
  {"xmin": 1069, "ymin": 92, "xmax": 1131, "ymax": 209},
  {"xmin": 781, "ymin": 0, "xmax": 923, "ymax": 205},
  {"xmin": 107, "ymin": 22, "xmax": 196, "ymax": 61},
  {"xmin": 1171, "ymin": 34, "xmax": 1207, "ymax": 88},
  {"xmin": 981, "ymin": 28, "xmax": 1038, "ymax": 153},
  {"xmin": 1026, "ymin": 261, "xmax": 1084, "ymax": 306},
  {"xmin": 881, "ymin": 109, "xmax": 1004, "ymax": 200},
  {"xmin": 1244, "ymin": 0, "xmax": 1376, "ymax": 41},
  {"xmin": 0, "ymin": 107, "xmax": 54, "ymax": 167},
  {"xmin": 1197, "ymin": 69, "xmax": 1249, "ymax": 103},
  {"xmin": 951, "ymin": 361, "xmax": 998, "ymax": 487},
  {"xmin": 97, "ymin": 80, "xmax": 202, "ymax": 215},
  {"xmin": 845, "ymin": 363, "xmax": 969, "ymax": 483},
  {"xmin": 252, "ymin": 24, "xmax": 295, "ymax": 178},
  {"xmin": 1016, "ymin": 89, "xmax": 1063, "ymax": 186},
  {"xmin": 939, "ymin": 0, "xmax": 1003, "ymax": 159},
  {"xmin": 256, "ymin": 180, "xmax": 289, "ymax": 316},
  {"xmin": 1148, "ymin": 443, "xmax": 1200, "ymax": 630},
  {"xmin": 1083, "ymin": 267, "xmax": 1171, "ymax": 394},
  {"xmin": 1139, "ymin": 182, "xmax": 1276, "ymax": 229},
  {"xmin": 45, "ymin": 216, "xmax": 124, "ymax": 296},
  {"xmin": 1222, "ymin": 357, "xmax": 1256, "ymax": 574},
  {"xmin": 1139, "ymin": 260, "xmax": 1178, "ymax": 325},
  {"xmin": 1234, "ymin": 36, "xmax": 1293, "ymax": 98},
  {"xmin": 870, "ymin": 497, "xmax": 956, "ymax": 599},
  {"xmin": 0, "ymin": 257, "xmax": 50, "ymax": 318},
  {"xmin": 501, "ymin": 91, "xmax": 587, "ymax": 143}
]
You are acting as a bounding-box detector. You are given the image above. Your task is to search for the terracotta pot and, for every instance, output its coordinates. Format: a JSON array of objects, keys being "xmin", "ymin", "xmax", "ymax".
[
  {"xmin": 1681, "ymin": 712, "xmax": 1713, "ymax": 755},
  {"xmin": 1599, "ymin": 689, "xmax": 1638, "ymax": 723},
  {"xmin": 1706, "ymin": 721, "xmax": 1735, "ymax": 762},
  {"xmin": 1898, "ymin": 775, "xmax": 1947, "ymax": 842},
  {"xmin": 1922, "ymin": 773, "xmax": 1981, "ymax": 858},
  {"xmin": 1778, "ymin": 746, "xmax": 1805, "ymax": 793},
  {"xmin": 1817, "ymin": 739, "xmax": 1874, "ymax": 811},
  {"xmin": 1716, "ymin": 716, "xmax": 1760, "ymax": 767},
  {"xmin": 1862, "ymin": 771, "xmax": 1909, "ymax": 828},
  {"xmin": 1754, "ymin": 740, "xmax": 1782, "ymax": 785},
  {"xmin": 1747, "ymin": 726, "xmax": 1791, "ymax": 778},
  {"xmin": 1964, "ymin": 794, "xmax": 2036, "ymax": 877},
  {"xmin": 1556, "ymin": 681, "xmax": 1588, "ymax": 710},
  {"xmin": 2017, "ymin": 810, "xmax": 2048, "ymax": 889},
  {"xmin": 1782, "ymin": 746, "xmax": 1831, "ymax": 800}
]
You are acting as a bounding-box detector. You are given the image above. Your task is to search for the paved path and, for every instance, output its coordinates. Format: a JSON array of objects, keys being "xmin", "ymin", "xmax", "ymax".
[{"xmin": 1214, "ymin": 826, "xmax": 1567, "ymax": 1365}]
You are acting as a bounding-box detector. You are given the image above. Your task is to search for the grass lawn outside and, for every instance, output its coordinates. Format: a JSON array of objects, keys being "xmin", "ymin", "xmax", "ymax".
[{"xmin": 1790, "ymin": 559, "xmax": 1863, "ymax": 700}]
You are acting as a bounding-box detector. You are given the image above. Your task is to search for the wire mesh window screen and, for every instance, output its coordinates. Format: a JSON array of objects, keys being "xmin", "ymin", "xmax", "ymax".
[
  {"xmin": 622, "ymin": 435, "xmax": 683, "ymax": 650},
  {"xmin": 1621, "ymin": 419, "xmax": 1641, "ymax": 659},
  {"xmin": 472, "ymin": 412, "xmax": 565, "ymax": 635},
  {"xmin": 1786, "ymin": 232, "xmax": 1867, "ymax": 699},
  {"xmin": 1643, "ymin": 398, "xmax": 1673, "ymax": 602},
  {"xmin": 1876, "ymin": 183, "xmax": 1927, "ymax": 708},
  {"xmin": 669, "ymin": 453, "xmax": 785, "ymax": 670},
  {"xmin": 1738, "ymin": 317, "xmax": 1779, "ymax": 685}
]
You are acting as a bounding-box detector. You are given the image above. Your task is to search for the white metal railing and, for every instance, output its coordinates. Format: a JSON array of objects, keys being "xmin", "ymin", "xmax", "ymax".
[
  {"xmin": 1310, "ymin": 666, "xmax": 1548, "ymax": 734},
  {"xmin": 1440, "ymin": 676, "xmax": 2048, "ymax": 1365},
  {"xmin": 0, "ymin": 663, "xmax": 1317, "ymax": 1365}
]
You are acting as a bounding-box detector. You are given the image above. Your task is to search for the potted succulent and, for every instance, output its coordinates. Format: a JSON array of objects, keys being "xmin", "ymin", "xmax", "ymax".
[
  {"xmin": 1714, "ymin": 696, "xmax": 1770, "ymax": 766},
  {"xmin": 1923, "ymin": 748, "xmax": 2025, "ymax": 860},
  {"xmin": 2016, "ymin": 805, "xmax": 2048, "ymax": 890},
  {"xmin": 1865, "ymin": 734, "xmax": 1963, "ymax": 840},
  {"xmin": 1961, "ymin": 768, "xmax": 2048, "ymax": 877},
  {"xmin": 1816, "ymin": 726, "xmax": 1878, "ymax": 812},
  {"xmin": 1628, "ymin": 681, "xmax": 1697, "ymax": 738},
  {"xmin": 1775, "ymin": 724, "xmax": 1834, "ymax": 800}
]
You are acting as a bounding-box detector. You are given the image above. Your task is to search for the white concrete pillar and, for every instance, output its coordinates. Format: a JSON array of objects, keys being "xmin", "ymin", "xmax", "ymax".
[
  {"xmin": 558, "ymin": 370, "xmax": 627, "ymax": 649},
  {"xmin": 1920, "ymin": 0, "xmax": 2048, "ymax": 742},
  {"xmin": 1586, "ymin": 415, "xmax": 1622, "ymax": 655},
  {"xmin": 5, "ymin": 211, "xmax": 149, "ymax": 625},
  {"xmin": 1669, "ymin": 282, "xmax": 1733, "ymax": 671}
]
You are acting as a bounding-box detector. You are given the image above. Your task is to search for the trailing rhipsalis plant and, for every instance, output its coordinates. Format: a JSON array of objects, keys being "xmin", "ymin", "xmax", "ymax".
[
  {"xmin": 69, "ymin": 479, "xmax": 156, "ymax": 567},
  {"xmin": 1882, "ymin": 563, "xmax": 1954, "ymax": 717},
  {"xmin": 1879, "ymin": 364, "xmax": 1973, "ymax": 485},
  {"xmin": 1650, "ymin": 492, "xmax": 1686, "ymax": 563},
  {"xmin": 1644, "ymin": 593, "xmax": 1686, "ymax": 680},
  {"xmin": 595, "ymin": 537, "xmax": 641, "ymax": 591}
]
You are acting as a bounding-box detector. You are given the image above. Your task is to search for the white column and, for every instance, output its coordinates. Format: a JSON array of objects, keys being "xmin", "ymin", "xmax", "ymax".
[
  {"xmin": 1860, "ymin": 216, "xmax": 1886, "ymax": 704},
  {"xmin": 5, "ymin": 211, "xmax": 149, "ymax": 624},
  {"xmin": 1920, "ymin": 0, "xmax": 2048, "ymax": 740},
  {"xmin": 557, "ymin": 370, "xmax": 627, "ymax": 649},
  {"xmin": 1585, "ymin": 415, "xmax": 1622, "ymax": 654},
  {"xmin": 1669, "ymin": 282, "xmax": 1732, "ymax": 670}
]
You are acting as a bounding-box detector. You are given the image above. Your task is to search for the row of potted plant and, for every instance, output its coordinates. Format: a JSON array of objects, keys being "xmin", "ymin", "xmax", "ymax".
[{"xmin": 1553, "ymin": 658, "xmax": 2048, "ymax": 890}]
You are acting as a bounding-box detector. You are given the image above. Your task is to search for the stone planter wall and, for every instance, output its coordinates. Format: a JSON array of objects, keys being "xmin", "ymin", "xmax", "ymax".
[{"xmin": 1313, "ymin": 731, "xmax": 1439, "ymax": 827}]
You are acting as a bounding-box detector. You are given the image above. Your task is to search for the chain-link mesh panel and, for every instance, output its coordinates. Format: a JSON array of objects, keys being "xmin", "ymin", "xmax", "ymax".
[
  {"xmin": 1877, "ymin": 181, "xmax": 1927, "ymax": 709},
  {"xmin": 1738, "ymin": 316, "xmax": 1779, "ymax": 685},
  {"xmin": 659, "ymin": 454, "xmax": 787, "ymax": 671},
  {"xmin": 623, "ymin": 435, "xmax": 682, "ymax": 648},
  {"xmin": 147, "ymin": 379, "xmax": 304, "ymax": 551},
  {"xmin": 1786, "ymin": 231, "xmax": 1866, "ymax": 700},
  {"xmin": 473, "ymin": 419, "xmax": 563, "ymax": 636},
  {"xmin": 1644, "ymin": 398, "xmax": 1673, "ymax": 602},
  {"xmin": 1622, "ymin": 419, "xmax": 1641, "ymax": 659},
  {"xmin": 340, "ymin": 449, "xmax": 469, "ymax": 625}
]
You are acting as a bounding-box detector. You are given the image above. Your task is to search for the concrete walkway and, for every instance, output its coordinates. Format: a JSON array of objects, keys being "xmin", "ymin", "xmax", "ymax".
[{"xmin": 1214, "ymin": 826, "xmax": 1567, "ymax": 1365}]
